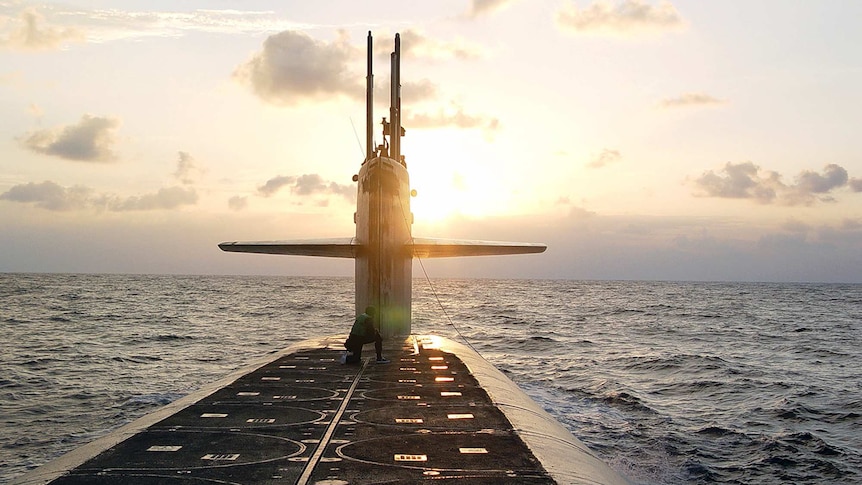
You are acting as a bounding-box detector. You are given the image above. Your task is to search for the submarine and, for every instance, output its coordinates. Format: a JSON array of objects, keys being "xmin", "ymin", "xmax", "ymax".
[{"xmin": 15, "ymin": 33, "xmax": 628, "ymax": 484}]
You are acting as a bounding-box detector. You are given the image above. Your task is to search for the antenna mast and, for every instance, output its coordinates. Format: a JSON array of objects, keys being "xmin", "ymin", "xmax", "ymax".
[
  {"xmin": 365, "ymin": 31, "xmax": 373, "ymax": 162},
  {"xmin": 389, "ymin": 34, "xmax": 401, "ymax": 163}
]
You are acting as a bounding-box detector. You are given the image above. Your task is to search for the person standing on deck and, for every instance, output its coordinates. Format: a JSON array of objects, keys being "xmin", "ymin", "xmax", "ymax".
[{"xmin": 344, "ymin": 306, "xmax": 389, "ymax": 364}]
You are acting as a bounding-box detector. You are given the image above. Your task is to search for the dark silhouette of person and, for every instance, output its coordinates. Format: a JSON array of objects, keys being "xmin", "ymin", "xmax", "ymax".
[{"xmin": 344, "ymin": 306, "xmax": 389, "ymax": 364}]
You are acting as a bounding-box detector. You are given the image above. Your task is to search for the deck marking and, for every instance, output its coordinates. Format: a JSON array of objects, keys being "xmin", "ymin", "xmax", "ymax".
[
  {"xmin": 394, "ymin": 454, "xmax": 427, "ymax": 462},
  {"xmin": 296, "ymin": 358, "xmax": 368, "ymax": 485},
  {"xmin": 202, "ymin": 453, "xmax": 240, "ymax": 461},
  {"xmin": 459, "ymin": 448, "xmax": 488, "ymax": 454},
  {"xmin": 147, "ymin": 445, "xmax": 182, "ymax": 452}
]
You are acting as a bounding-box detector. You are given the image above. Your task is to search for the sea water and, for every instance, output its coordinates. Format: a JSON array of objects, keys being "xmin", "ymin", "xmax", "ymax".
[{"xmin": 1, "ymin": 274, "xmax": 860, "ymax": 484}]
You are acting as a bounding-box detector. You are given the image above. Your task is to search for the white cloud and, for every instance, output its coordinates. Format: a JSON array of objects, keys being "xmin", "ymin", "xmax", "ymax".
[
  {"xmin": 257, "ymin": 174, "xmax": 354, "ymax": 202},
  {"xmin": 1, "ymin": 5, "xmax": 312, "ymax": 45},
  {"xmin": 694, "ymin": 161, "xmax": 781, "ymax": 203},
  {"xmin": 659, "ymin": 93, "xmax": 724, "ymax": 109},
  {"xmin": 257, "ymin": 175, "xmax": 296, "ymax": 197},
  {"xmin": 0, "ymin": 181, "xmax": 198, "ymax": 212},
  {"xmin": 0, "ymin": 7, "xmax": 84, "ymax": 51},
  {"xmin": 228, "ymin": 195, "xmax": 248, "ymax": 211},
  {"xmin": 173, "ymin": 151, "xmax": 201, "ymax": 185},
  {"xmin": 0, "ymin": 181, "xmax": 91, "ymax": 211},
  {"xmin": 234, "ymin": 30, "xmax": 362, "ymax": 105},
  {"xmin": 19, "ymin": 115, "xmax": 121, "ymax": 162},
  {"xmin": 103, "ymin": 186, "xmax": 198, "ymax": 211},
  {"xmin": 405, "ymin": 105, "xmax": 499, "ymax": 132},
  {"xmin": 462, "ymin": 0, "xmax": 516, "ymax": 19},
  {"xmin": 693, "ymin": 162, "xmax": 857, "ymax": 206},
  {"xmin": 587, "ymin": 148, "xmax": 622, "ymax": 168},
  {"xmin": 382, "ymin": 29, "xmax": 484, "ymax": 61},
  {"xmin": 556, "ymin": 0, "xmax": 685, "ymax": 35}
]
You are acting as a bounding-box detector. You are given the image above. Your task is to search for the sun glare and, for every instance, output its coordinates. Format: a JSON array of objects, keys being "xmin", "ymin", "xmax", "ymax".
[
  {"xmin": 409, "ymin": 167, "xmax": 509, "ymax": 223},
  {"xmin": 405, "ymin": 132, "xmax": 520, "ymax": 224}
]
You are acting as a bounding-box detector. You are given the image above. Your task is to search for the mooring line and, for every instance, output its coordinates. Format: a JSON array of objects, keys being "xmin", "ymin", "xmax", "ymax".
[{"xmin": 296, "ymin": 358, "xmax": 369, "ymax": 485}]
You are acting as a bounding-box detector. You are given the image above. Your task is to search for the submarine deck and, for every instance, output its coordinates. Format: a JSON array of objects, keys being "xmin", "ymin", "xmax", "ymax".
[
  {"xmin": 25, "ymin": 336, "xmax": 556, "ymax": 484},
  {"xmin": 19, "ymin": 335, "xmax": 626, "ymax": 485}
]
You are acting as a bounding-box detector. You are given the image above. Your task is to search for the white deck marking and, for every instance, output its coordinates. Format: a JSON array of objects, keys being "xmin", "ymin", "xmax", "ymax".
[{"xmin": 296, "ymin": 358, "xmax": 368, "ymax": 485}]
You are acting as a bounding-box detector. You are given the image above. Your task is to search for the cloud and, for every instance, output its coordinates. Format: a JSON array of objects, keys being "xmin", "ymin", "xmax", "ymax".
[
  {"xmin": 786, "ymin": 164, "xmax": 848, "ymax": 204},
  {"xmin": 81, "ymin": 8, "xmax": 311, "ymax": 42},
  {"xmin": 693, "ymin": 162, "xmax": 858, "ymax": 206},
  {"xmin": 694, "ymin": 162, "xmax": 784, "ymax": 203},
  {"xmin": 0, "ymin": 181, "xmax": 197, "ymax": 211},
  {"xmin": 405, "ymin": 105, "xmax": 500, "ymax": 132},
  {"xmin": 234, "ymin": 30, "xmax": 363, "ymax": 105},
  {"xmin": 0, "ymin": 181, "xmax": 91, "ymax": 211},
  {"xmin": 20, "ymin": 115, "xmax": 120, "ymax": 162},
  {"xmin": 228, "ymin": 195, "xmax": 248, "ymax": 211},
  {"xmin": 402, "ymin": 79, "xmax": 440, "ymax": 103},
  {"xmin": 556, "ymin": 0, "xmax": 685, "ymax": 35},
  {"xmin": 0, "ymin": 7, "xmax": 85, "ymax": 51},
  {"xmin": 659, "ymin": 93, "xmax": 724, "ymax": 109},
  {"xmin": 462, "ymin": 0, "xmax": 516, "ymax": 19},
  {"xmin": 257, "ymin": 175, "xmax": 296, "ymax": 197},
  {"xmin": 851, "ymin": 178, "xmax": 862, "ymax": 192},
  {"xmin": 1, "ymin": 5, "xmax": 311, "ymax": 45},
  {"xmin": 257, "ymin": 174, "xmax": 354, "ymax": 201},
  {"xmin": 384, "ymin": 29, "xmax": 484, "ymax": 61},
  {"xmin": 587, "ymin": 148, "xmax": 622, "ymax": 168},
  {"xmin": 173, "ymin": 151, "xmax": 201, "ymax": 185},
  {"xmin": 104, "ymin": 186, "xmax": 198, "ymax": 211}
]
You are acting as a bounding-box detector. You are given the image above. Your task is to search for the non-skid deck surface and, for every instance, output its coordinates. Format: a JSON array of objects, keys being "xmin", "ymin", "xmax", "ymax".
[{"xmin": 48, "ymin": 336, "xmax": 553, "ymax": 484}]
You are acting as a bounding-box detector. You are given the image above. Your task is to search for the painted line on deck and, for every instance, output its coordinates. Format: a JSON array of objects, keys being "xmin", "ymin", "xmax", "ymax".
[{"xmin": 296, "ymin": 357, "xmax": 368, "ymax": 485}]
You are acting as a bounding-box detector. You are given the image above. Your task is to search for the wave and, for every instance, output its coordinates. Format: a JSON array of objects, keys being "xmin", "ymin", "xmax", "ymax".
[{"xmin": 146, "ymin": 334, "xmax": 195, "ymax": 342}]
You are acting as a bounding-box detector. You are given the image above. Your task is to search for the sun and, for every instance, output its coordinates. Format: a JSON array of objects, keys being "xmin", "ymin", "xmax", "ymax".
[
  {"xmin": 409, "ymin": 166, "xmax": 509, "ymax": 224},
  {"xmin": 404, "ymin": 131, "xmax": 523, "ymax": 225}
]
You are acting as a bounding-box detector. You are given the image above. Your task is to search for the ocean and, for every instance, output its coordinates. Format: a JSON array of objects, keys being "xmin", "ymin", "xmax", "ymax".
[{"xmin": 1, "ymin": 274, "xmax": 860, "ymax": 484}]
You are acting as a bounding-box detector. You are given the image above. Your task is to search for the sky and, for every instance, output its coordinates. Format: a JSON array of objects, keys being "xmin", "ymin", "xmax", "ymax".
[{"xmin": 2, "ymin": 0, "xmax": 862, "ymax": 282}]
